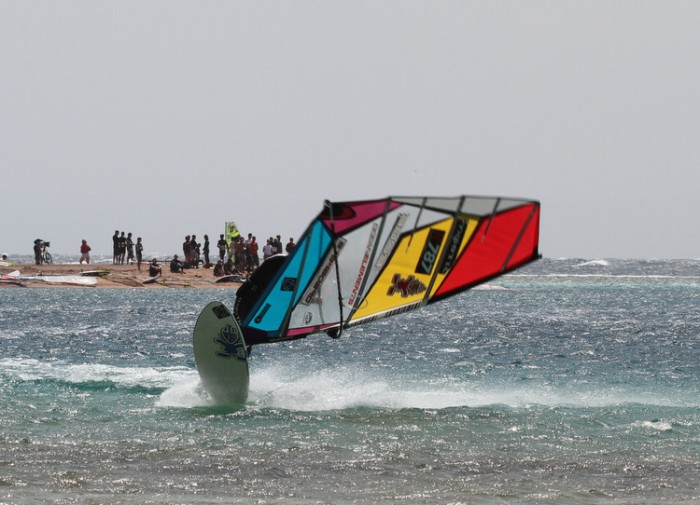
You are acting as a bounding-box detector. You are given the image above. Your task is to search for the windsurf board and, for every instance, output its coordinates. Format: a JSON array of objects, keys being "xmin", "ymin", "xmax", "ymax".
[
  {"xmin": 143, "ymin": 276, "xmax": 190, "ymax": 287},
  {"xmin": 81, "ymin": 269, "xmax": 110, "ymax": 277},
  {"xmin": 214, "ymin": 274, "xmax": 246, "ymax": 284},
  {"xmin": 193, "ymin": 301, "xmax": 249, "ymax": 405}
]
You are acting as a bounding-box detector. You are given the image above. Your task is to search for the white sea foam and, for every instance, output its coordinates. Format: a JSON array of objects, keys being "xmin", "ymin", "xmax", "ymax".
[
  {"xmin": 637, "ymin": 420, "xmax": 674, "ymax": 432},
  {"xmin": 0, "ymin": 357, "xmax": 194, "ymax": 389},
  {"xmin": 575, "ymin": 259, "xmax": 610, "ymax": 267},
  {"xmin": 236, "ymin": 363, "xmax": 700, "ymax": 411},
  {"xmin": 472, "ymin": 283, "xmax": 508, "ymax": 290},
  {"xmin": 156, "ymin": 376, "xmax": 212, "ymax": 408}
]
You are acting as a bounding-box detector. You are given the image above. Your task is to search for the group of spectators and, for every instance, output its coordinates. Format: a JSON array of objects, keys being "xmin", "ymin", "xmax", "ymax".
[
  {"xmin": 104, "ymin": 229, "xmax": 297, "ymax": 278},
  {"xmin": 21, "ymin": 229, "xmax": 294, "ymax": 274},
  {"xmin": 211, "ymin": 233, "xmax": 296, "ymax": 278},
  {"xmin": 211, "ymin": 233, "xmax": 259, "ymax": 278},
  {"xmin": 158, "ymin": 232, "xmax": 296, "ymax": 279},
  {"xmin": 112, "ymin": 230, "xmax": 144, "ymax": 269}
]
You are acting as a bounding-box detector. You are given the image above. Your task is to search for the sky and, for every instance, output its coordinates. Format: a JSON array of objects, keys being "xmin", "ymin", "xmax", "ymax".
[{"xmin": 2, "ymin": 1, "xmax": 699, "ymax": 259}]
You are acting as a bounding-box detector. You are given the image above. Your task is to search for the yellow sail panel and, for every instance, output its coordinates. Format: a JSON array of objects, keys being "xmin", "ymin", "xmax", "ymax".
[
  {"xmin": 428, "ymin": 216, "xmax": 480, "ymax": 297},
  {"xmin": 351, "ymin": 218, "xmax": 454, "ymax": 320}
]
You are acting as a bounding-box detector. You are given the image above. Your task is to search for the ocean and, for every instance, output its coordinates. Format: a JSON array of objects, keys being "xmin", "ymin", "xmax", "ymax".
[{"xmin": 1, "ymin": 258, "xmax": 699, "ymax": 504}]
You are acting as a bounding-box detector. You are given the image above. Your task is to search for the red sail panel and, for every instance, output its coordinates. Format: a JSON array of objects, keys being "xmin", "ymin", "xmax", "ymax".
[
  {"xmin": 506, "ymin": 204, "xmax": 539, "ymax": 270},
  {"xmin": 435, "ymin": 204, "xmax": 539, "ymax": 297}
]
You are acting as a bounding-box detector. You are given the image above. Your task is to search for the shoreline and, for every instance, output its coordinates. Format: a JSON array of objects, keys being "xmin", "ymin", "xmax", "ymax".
[{"xmin": 0, "ymin": 263, "xmax": 242, "ymax": 289}]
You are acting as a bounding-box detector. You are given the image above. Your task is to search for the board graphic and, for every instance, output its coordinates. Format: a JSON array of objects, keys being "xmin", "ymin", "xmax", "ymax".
[{"xmin": 193, "ymin": 301, "xmax": 249, "ymax": 405}]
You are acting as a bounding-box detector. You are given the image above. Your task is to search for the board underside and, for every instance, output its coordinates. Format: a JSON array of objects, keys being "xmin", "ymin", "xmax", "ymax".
[{"xmin": 193, "ymin": 301, "xmax": 249, "ymax": 405}]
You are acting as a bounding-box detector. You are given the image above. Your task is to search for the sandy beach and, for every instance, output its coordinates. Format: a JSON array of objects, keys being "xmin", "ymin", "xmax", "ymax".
[{"xmin": 0, "ymin": 263, "xmax": 242, "ymax": 289}]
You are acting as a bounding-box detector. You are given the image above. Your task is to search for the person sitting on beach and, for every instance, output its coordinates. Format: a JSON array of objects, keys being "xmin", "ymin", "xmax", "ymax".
[
  {"xmin": 170, "ymin": 255, "xmax": 185, "ymax": 274},
  {"xmin": 148, "ymin": 259, "xmax": 162, "ymax": 277},
  {"xmin": 213, "ymin": 259, "xmax": 225, "ymax": 277}
]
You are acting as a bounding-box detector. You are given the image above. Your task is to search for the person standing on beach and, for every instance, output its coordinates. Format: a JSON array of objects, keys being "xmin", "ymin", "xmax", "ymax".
[
  {"xmin": 117, "ymin": 232, "xmax": 127, "ymax": 265},
  {"xmin": 202, "ymin": 234, "xmax": 210, "ymax": 267},
  {"xmin": 248, "ymin": 235, "xmax": 259, "ymax": 270},
  {"xmin": 191, "ymin": 234, "xmax": 200, "ymax": 268},
  {"xmin": 126, "ymin": 232, "xmax": 135, "ymax": 265},
  {"xmin": 135, "ymin": 237, "xmax": 144, "ymax": 270},
  {"xmin": 273, "ymin": 235, "xmax": 283, "ymax": 255},
  {"xmin": 262, "ymin": 238, "xmax": 274, "ymax": 260},
  {"xmin": 112, "ymin": 230, "xmax": 119, "ymax": 264},
  {"xmin": 33, "ymin": 240, "xmax": 43, "ymax": 265},
  {"xmin": 217, "ymin": 234, "xmax": 227, "ymax": 261},
  {"xmin": 79, "ymin": 239, "xmax": 91, "ymax": 264},
  {"xmin": 285, "ymin": 237, "xmax": 296, "ymax": 254},
  {"xmin": 182, "ymin": 235, "xmax": 191, "ymax": 266}
]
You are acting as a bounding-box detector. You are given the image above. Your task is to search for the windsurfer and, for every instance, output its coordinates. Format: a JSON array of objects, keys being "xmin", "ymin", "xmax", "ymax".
[{"xmin": 234, "ymin": 255, "xmax": 286, "ymax": 333}]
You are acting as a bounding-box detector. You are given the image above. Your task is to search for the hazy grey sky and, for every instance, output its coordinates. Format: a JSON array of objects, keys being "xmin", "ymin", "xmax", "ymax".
[{"xmin": 2, "ymin": 1, "xmax": 699, "ymax": 259}]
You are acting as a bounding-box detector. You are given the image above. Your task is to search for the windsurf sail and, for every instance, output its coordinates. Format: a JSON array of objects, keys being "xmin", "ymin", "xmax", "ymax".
[{"xmin": 235, "ymin": 195, "xmax": 540, "ymax": 345}]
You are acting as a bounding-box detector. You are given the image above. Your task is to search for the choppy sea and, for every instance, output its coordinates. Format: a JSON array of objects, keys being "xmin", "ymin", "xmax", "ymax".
[{"xmin": 1, "ymin": 258, "xmax": 699, "ymax": 504}]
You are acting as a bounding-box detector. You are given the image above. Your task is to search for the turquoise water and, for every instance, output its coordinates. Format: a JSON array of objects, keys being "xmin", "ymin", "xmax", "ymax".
[{"xmin": 1, "ymin": 259, "xmax": 699, "ymax": 504}]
